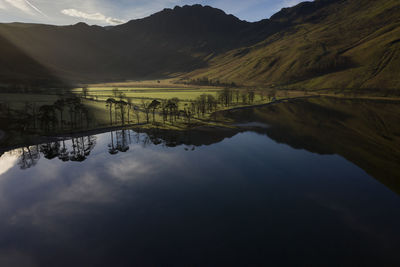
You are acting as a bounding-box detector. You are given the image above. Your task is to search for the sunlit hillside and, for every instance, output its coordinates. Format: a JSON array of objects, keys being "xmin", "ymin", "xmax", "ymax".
[{"xmin": 186, "ymin": 0, "xmax": 400, "ymax": 91}]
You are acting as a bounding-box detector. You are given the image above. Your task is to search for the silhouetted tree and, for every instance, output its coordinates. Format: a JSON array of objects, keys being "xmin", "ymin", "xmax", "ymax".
[
  {"xmin": 149, "ymin": 99, "xmax": 161, "ymax": 123},
  {"xmin": 141, "ymin": 100, "xmax": 151, "ymax": 123},
  {"xmin": 106, "ymin": 98, "xmax": 116, "ymax": 125},
  {"xmin": 133, "ymin": 105, "xmax": 140, "ymax": 124},
  {"xmin": 39, "ymin": 105, "xmax": 58, "ymax": 132},
  {"xmin": 127, "ymin": 98, "xmax": 132, "ymax": 124}
]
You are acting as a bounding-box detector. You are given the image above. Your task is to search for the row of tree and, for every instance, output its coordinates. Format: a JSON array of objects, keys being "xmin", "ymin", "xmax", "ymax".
[
  {"xmin": 0, "ymin": 96, "xmax": 92, "ymax": 133},
  {"xmin": 103, "ymin": 87, "xmax": 278, "ymax": 126}
]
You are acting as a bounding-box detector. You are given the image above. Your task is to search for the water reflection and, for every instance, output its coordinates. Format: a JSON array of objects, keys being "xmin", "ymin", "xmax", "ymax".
[
  {"xmin": 224, "ymin": 97, "xmax": 400, "ymax": 194},
  {"xmin": 1, "ymin": 136, "xmax": 97, "ymax": 170},
  {"xmin": 0, "ymin": 98, "xmax": 399, "ymax": 266},
  {"xmin": 0, "ymin": 127, "xmax": 241, "ymax": 171},
  {"xmin": 0, "ymin": 128, "xmax": 399, "ymax": 266}
]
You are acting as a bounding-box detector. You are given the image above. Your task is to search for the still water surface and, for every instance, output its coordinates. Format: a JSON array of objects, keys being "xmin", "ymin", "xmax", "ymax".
[{"xmin": 0, "ymin": 100, "xmax": 399, "ymax": 266}]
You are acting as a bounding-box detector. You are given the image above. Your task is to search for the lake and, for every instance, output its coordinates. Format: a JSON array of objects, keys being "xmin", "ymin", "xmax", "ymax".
[{"xmin": 0, "ymin": 97, "xmax": 399, "ymax": 266}]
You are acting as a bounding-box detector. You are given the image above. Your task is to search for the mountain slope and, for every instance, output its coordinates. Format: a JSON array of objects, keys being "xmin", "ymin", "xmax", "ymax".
[
  {"xmin": 0, "ymin": 5, "xmax": 266, "ymax": 84},
  {"xmin": 185, "ymin": 0, "xmax": 400, "ymax": 90},
  {"xmin": 0, "ymin": 32, "xmax": 66, "ymax": 88},
  {"xmin": 0, "ymin": 1, "xmax": 399, "ymax": 91}
]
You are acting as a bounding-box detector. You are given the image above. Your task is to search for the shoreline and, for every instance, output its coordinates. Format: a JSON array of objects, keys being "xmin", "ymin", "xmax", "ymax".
[{"xmin": 1, "ymin": 95, "xmax": 398, "ymax": 153}]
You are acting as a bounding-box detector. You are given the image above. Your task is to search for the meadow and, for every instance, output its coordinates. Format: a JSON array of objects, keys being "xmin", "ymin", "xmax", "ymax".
[{"xmin": 0, "ymin": 81, "xmax": 283, "ymax": 147}]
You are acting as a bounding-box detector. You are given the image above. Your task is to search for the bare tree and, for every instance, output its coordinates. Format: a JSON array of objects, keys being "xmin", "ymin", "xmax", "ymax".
[
  {"xmin": 141, "ymin": 100, "xmax": 151, "ymax": 123},
  {"xmin": 149, "ymin": 99, "xmax": 161, "ymax": 123},
  {"xmin": 106, "ymin": 98, "xmax": 116, "ymax": 125},
  {"xmin": 133, "ymin": 105, "xmax": 140, "ymax": 124},
  {"xmin": 127, "ymin": 98, "xmax": 132, "ymax": 124}
]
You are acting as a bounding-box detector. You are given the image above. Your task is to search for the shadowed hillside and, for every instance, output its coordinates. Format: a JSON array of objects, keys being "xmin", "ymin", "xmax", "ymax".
[
  {"xmin": 0, "ymin": 32, "xmax": 68, "ymax": 89},
  {"xmin": 0, "ymin": 5, "xmax": 264, "ymax": 84}
]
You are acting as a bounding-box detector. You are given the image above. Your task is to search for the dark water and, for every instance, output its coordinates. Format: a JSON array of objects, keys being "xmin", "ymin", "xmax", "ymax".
[{"xmin": 0, "ymin": 99, "xmax": 399, "ymax": 266}]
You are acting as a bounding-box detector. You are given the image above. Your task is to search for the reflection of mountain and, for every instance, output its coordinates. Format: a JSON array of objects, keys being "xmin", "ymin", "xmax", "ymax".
[
  {"xmin": 224, "ymin": 97, "xmax": 400, "ymax": 194},
  {"xmin": 2, "ymin": 97, "xmax": 399, "ymax": 195}
]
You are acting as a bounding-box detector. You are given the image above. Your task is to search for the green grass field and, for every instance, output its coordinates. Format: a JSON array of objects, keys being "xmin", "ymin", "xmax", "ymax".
[{"xmin": 0, "ymin": 82, "xmax": 277, "ymax": 135}]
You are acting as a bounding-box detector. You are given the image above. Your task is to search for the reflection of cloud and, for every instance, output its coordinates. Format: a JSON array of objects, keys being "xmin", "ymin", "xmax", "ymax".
[
  {"xmin": 106, "ymin": 147, "xmax": 182, "ymax": 181},
  {"xmin": 0, "ymin": 151, "xmax": 20, "ymax": 177},
  {"xmin": 0, "ymin": 136, "xmax": 184, "ymax": 228},
  {"xmin": 58, "ymin": 173, "xmax": 115, "ymax": 204},
  {"xmin": 61, "ymin": 8, "xmax": 125, "ymax": 25}
]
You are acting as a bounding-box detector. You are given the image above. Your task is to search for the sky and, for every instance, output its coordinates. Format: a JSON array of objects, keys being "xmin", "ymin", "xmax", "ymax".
[{"xmin": 0, "ymin": 0, "xmax": 304, "ymax": 25}]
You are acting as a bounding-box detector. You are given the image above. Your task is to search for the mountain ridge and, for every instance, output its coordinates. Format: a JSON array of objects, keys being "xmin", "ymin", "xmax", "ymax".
[{"xmin": 0, "ymin": 0, "xmax": 399, "ymax": 91}]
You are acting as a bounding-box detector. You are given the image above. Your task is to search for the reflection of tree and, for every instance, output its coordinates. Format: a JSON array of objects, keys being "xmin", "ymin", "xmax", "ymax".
[
  {"xmin": 18, "ymin": 146, "xmax": 40, "ymax": 169},
  {"xmin": 108, "ymin": 130, "xmax": 130, "ymax": 155},
  {"xmin": 116, "ymin": 130, "xmax": 130, "ymax": 152},
  {"xmin": 12, "ymin": 126, "xmax": 227, "ymax": 169},
  {"xmin": 70, "ymin": 136, "xmax": 97, "ymax": 162},
  {"xmin": 40, "ymin": 142, "xmax": 61, "ymax": 160},
  {"xmin": 12, "ymin": 135, "xmax": 97, "ymax": 169},
  {"xmin": 108, "ymin": 131, "xmax": 118, "ymax": 155},
  {"xmin": 58, "ymin": 140, "xmax": 70, "ymax": 162}
]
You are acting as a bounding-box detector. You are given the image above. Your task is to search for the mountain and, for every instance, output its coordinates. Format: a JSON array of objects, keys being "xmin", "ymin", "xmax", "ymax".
[
  {"xmin": 0, "ymin": 5, "xmax": 261, "ymax": 85},
  {"xmin": 0, "ymin": 32, "xmax": 66, "ymax": 88},
  {"xmin": 186, "ymin": 0, "xmax": 400, "ymax": 91},
  {"xmin": 0, "ymin": 0, "xmax": 399, "ymax": 91}
]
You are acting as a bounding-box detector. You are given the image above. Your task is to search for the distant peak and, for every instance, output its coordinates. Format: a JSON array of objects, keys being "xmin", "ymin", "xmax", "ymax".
[
  {"xmin": 156, "ymin": 4, "xmax": 228, "ymax": 16},
  {"xmin": 74, "ymin": 22, "xmax": 89, "ymax": 27}
]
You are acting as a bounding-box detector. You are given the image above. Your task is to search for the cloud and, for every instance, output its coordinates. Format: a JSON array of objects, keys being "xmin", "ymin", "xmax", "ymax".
[
  {"xmin": 3, "ymin": 0, "xmax": 46, "ymax": 16},
  {"xmin": 61, "ymin": 8, "xmax": 125, "ymax": 25},
  {"xmin": 4, "ymin": 0, "xmax": 33, "ymax": 14},
  {"xmin": 24, "ymin": 0, "xmax": 47, "ymax": 17}
]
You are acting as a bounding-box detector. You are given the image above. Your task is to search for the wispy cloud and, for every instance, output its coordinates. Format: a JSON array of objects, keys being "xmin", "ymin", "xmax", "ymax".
[
  {"xmin": 24, "ymin": 0, "xmax": 48, "ymax": 17},
  {"xmin": 61, "ymin": 8, "xmax": 125, "ymax": 25},
  {"xmin": 3, "ymin": 0, "xmax": 47, "ymax": 16},
  {"xmin": 4, "ymin": 0, "xmax": 33, "ymax": 14}
]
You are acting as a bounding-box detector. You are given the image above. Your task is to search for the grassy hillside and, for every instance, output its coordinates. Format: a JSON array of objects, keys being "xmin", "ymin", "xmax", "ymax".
[
  {"xmin": 185, "ymin": 0, "xmax": 400, "ymax": 91},
  {"xmin": 0, "ymin": 1, "xmax": 399, "ymax": 91}
]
